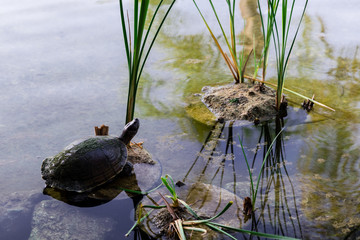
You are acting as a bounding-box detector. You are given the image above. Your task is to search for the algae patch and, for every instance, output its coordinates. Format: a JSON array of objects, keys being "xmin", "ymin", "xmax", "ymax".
[{"xmin": 185, "ymin": 100, "xmax": 217, "ymax": 126}]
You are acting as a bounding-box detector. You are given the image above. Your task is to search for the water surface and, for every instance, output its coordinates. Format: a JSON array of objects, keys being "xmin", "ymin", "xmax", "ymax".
[{"xmin": 0, "ymin": 0, "xmax": 359, "ymax": 239}]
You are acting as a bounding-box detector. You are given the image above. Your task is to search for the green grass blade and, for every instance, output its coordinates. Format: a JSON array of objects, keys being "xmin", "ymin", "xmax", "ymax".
[
  {"xmin": 161, "ymin": 174, "xmax": 178, "ymax": 203},
  {"xmin": 284, "ymin": 0, "xmax": 309, "ymax": 70},
  {"xmin": 183, "ymin": 226, "xmax": 207, "ymax": 234},
  {"xmin": 142, "ymin": 205, "xmax": 166, "ymax": 209},
  {"xmin": 137, "ymin": 0, "xmax": 164, "ymax": 75},
  {"xmin": 284, "ymin": 0, "xmax": 296, "ymax": 45},
  {"xmin": 132, "ymin": 0, "xmax": 149, "ymax": 81},
  {"xmin": 208, "ymin": 0, "xmax": 233, "ymax": 54},
  {"xmin": 179, "ymin": 199, "xmax": 237, "ymax": 240},
  {"xmin": 183, "ymin": 201, "xmax": 233, "ymax": 225},
  {"xmin": 125, "ymin": 209, "xmax": 153, "ymax": 237},
  {"xmin": 192, "ymin": 0, "xmax": 239, "ymax": 82},
  {"xmin": 133, "ymin": 0, "xmax": 139, "ymax": 48},
  {"xmin": 238, "ymin": 137, "xmax": 255, "ymax": 203},
  {"xmin": 166, "ymin": 174, "xmax": 176, "ymax": 189},
  {"xmin": 205, "ymin": 223, "xmax": 237, "ymax": 240},
  {"xmin": 178, "ymin": 199, "xmax": 200, "ymax": 219},
  {"xmin": 137, "ymin": 0, "xmax": 176, "ymax": 84},
  {"xmin": 119, "ymin": 1, "xmax": 131, "ymax": 71},
  {"xmin": 253, "ymin": 128, "xmax": 284, "ymax": 205},
  {"xmin": 208, "ymin": 222, "xmax": 299, "ymax": 240}
]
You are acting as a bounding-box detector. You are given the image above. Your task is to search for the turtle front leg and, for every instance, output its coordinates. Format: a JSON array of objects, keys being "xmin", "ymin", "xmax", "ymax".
[{"xmin": 119, "ymin": 162, "xmax": 134, "ymax": 177}]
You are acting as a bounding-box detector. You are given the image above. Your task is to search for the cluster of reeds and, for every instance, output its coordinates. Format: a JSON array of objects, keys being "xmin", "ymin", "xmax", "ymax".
[
  {"xmin": 264, "ymin": 0, "xmax": 309, "ymax": 109},
  {"xmin": 192, "ymin": 0, "xmax": 335, "ymax": 112},
  {"xmin": 119, "ymin": 0, "xmax": 176, "ymax": 124},
  {"xmin": 192, "ymin": 0, "xmax": 252, "ymax": 84}
]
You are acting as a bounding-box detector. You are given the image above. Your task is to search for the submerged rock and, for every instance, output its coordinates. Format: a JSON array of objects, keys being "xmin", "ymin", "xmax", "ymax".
[
  {"xmin": 0, "ymin": 190, "xmax": 43, "ymax": 239},
  {"xmin": 137, "ymin": 182, "xmax": 245, "ymax": 239},
  {"xmin": 185, "ymin": 99, "xmax": 217, "ymax": 126},
  {"xmin": 29, "ymin": 200, "xmax": 115, "ymax": 240}
]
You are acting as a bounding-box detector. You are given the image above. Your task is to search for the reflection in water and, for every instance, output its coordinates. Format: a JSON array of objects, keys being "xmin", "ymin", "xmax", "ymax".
[
  {"xmin": 254, "ymin": 118, "xmax": 303, "ymax": 239},
  {"xmin": 182, "ymin": 118, "xmax": 303, "ymax": 238},
  {"xmin": 239, "ymin": 0, "xmax": 264, "ymax": 77},
  {"xmin": 1, "ymin": 0, "xmax": 360, "ymax": 239},
  {"xmin": 299, "ymin": 121, "xmax": 360, "ymax": 238},
  {"xmin": 42, "ymin": 172, "xmax": 142, "ymax": 207},
  {"xmin": 289, "ymin": 13, "xmax": 360, "ymax": 238},
  {"xmin": 287, "ymin": 14, "xmax": 360, "ymax": 119}
]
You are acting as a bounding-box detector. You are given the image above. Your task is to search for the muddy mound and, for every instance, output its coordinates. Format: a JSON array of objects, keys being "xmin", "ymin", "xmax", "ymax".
[{"xmin": 202, "ymin": 83, "xmax": 278, "ymax": 122}]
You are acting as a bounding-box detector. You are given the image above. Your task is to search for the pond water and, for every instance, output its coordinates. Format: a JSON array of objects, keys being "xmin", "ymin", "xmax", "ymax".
[{"xmin": 1, "ymin": 0, "xmax": 359, "ymax": 239}]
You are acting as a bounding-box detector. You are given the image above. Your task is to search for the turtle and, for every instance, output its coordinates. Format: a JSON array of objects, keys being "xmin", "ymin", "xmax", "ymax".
[{"xmin": 41, "ymin": 118, "xmax": 140, "ymax": 193}]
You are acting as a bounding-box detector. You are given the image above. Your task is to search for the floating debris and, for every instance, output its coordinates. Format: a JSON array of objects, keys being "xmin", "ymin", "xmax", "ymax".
[{"xmin": 302, "ymin": 94, "xmax": 315, "ymax": 112}]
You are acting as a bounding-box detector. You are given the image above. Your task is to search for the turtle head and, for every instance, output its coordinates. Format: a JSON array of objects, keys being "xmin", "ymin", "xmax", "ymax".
[{"xmin": 119, "ymin": 118, "xmax": 140, "ymax": 145}]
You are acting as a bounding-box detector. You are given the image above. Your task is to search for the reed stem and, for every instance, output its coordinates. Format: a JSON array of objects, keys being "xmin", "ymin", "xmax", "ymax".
[{"xmin": 119, "ymin": 0, "xmax": 176, "ymax": 124}]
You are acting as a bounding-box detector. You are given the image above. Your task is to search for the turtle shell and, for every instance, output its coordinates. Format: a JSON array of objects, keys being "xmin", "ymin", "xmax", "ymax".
[{"xmin": 41, "ymin": 136, "xmax": 127, "ymax": 193}]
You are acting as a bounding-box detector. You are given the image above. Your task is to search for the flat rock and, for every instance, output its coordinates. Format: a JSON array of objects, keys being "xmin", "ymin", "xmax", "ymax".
[{"xmin": 29, "ymin": 200, "xmax": 115, "ymax": 240}]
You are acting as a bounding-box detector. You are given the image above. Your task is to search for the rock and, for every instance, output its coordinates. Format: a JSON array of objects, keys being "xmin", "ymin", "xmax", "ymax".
[
  {"xmin": 0, "ymin": 190, "xmax": 43, "ymax": 239},
  {"xmin": 202, "ymin": 83, "xmax": 278, "ymax": 122},
  {"xmin": 137, "ymin": 182, "xmax": 246, "ymax": 239},
  {"xmin": 29, "ymin": 200, "xmax": 115, "ymax": 240}
]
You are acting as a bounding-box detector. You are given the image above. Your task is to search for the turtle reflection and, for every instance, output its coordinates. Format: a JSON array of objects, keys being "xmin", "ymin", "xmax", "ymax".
[{"xmin": 43, "ymin": 170, "xmax": 141, "ymax": 207}]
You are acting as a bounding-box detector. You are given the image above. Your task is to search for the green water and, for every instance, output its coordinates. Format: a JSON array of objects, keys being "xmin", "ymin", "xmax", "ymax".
[{"xmin": 0, "ymin": 0, "xmax": 359, "ymax": 239}]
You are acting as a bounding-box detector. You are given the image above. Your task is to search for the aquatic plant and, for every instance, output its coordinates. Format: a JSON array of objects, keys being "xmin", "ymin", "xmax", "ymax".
[
  {"xmin": 161, "ymin": 174, "xmax": 179, "ymax": 207},
  {"xmin": 252, "ymin": 120, "xmax": 303, "ymax": 238},
  {"xmin": 192, "ymin": 0, "xmax": 334, "ymax": 113},
  {"xmin": 257, "ymin": 0, "xmax": 279, "ymax": 82},
  {"xmin": 179, "ymin": 198, "xmax": 298, "ymax": 240},
  {"xmin": 192, "ymin": 0, "xmax": 251, "ymax": 83},
  {"xmin": 119, "ymin": 0, "xmax": 176, "ymax": 124},
  {"xmin": 267, "ymin": 0, "xmax": 308, "ymax": 110},
  {"xmin": 126, "ymin": 173, "xmax": 298, "ymax": 239}
]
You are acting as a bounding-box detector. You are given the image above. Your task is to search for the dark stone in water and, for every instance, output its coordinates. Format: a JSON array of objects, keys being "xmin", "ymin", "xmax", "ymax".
[
  {"xmin": 0, "ymin": 190, "xmax": 43, "ymax": 239},
  {"xmin": 136, "ymin": 182, "xmax": 246, "ymax": 239},
  {"xmin": 29, "ymin": 200, "xmax": 115, "ymax": 240},
  {"xmin": 345, "ymin": 226, "xmax": 360, "ymax": 240}
]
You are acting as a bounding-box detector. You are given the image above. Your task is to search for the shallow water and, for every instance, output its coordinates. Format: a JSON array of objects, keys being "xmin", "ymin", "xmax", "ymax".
[{"xmin": 0, "ymin": 0, "xmax": 359, "ymax": 239}]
